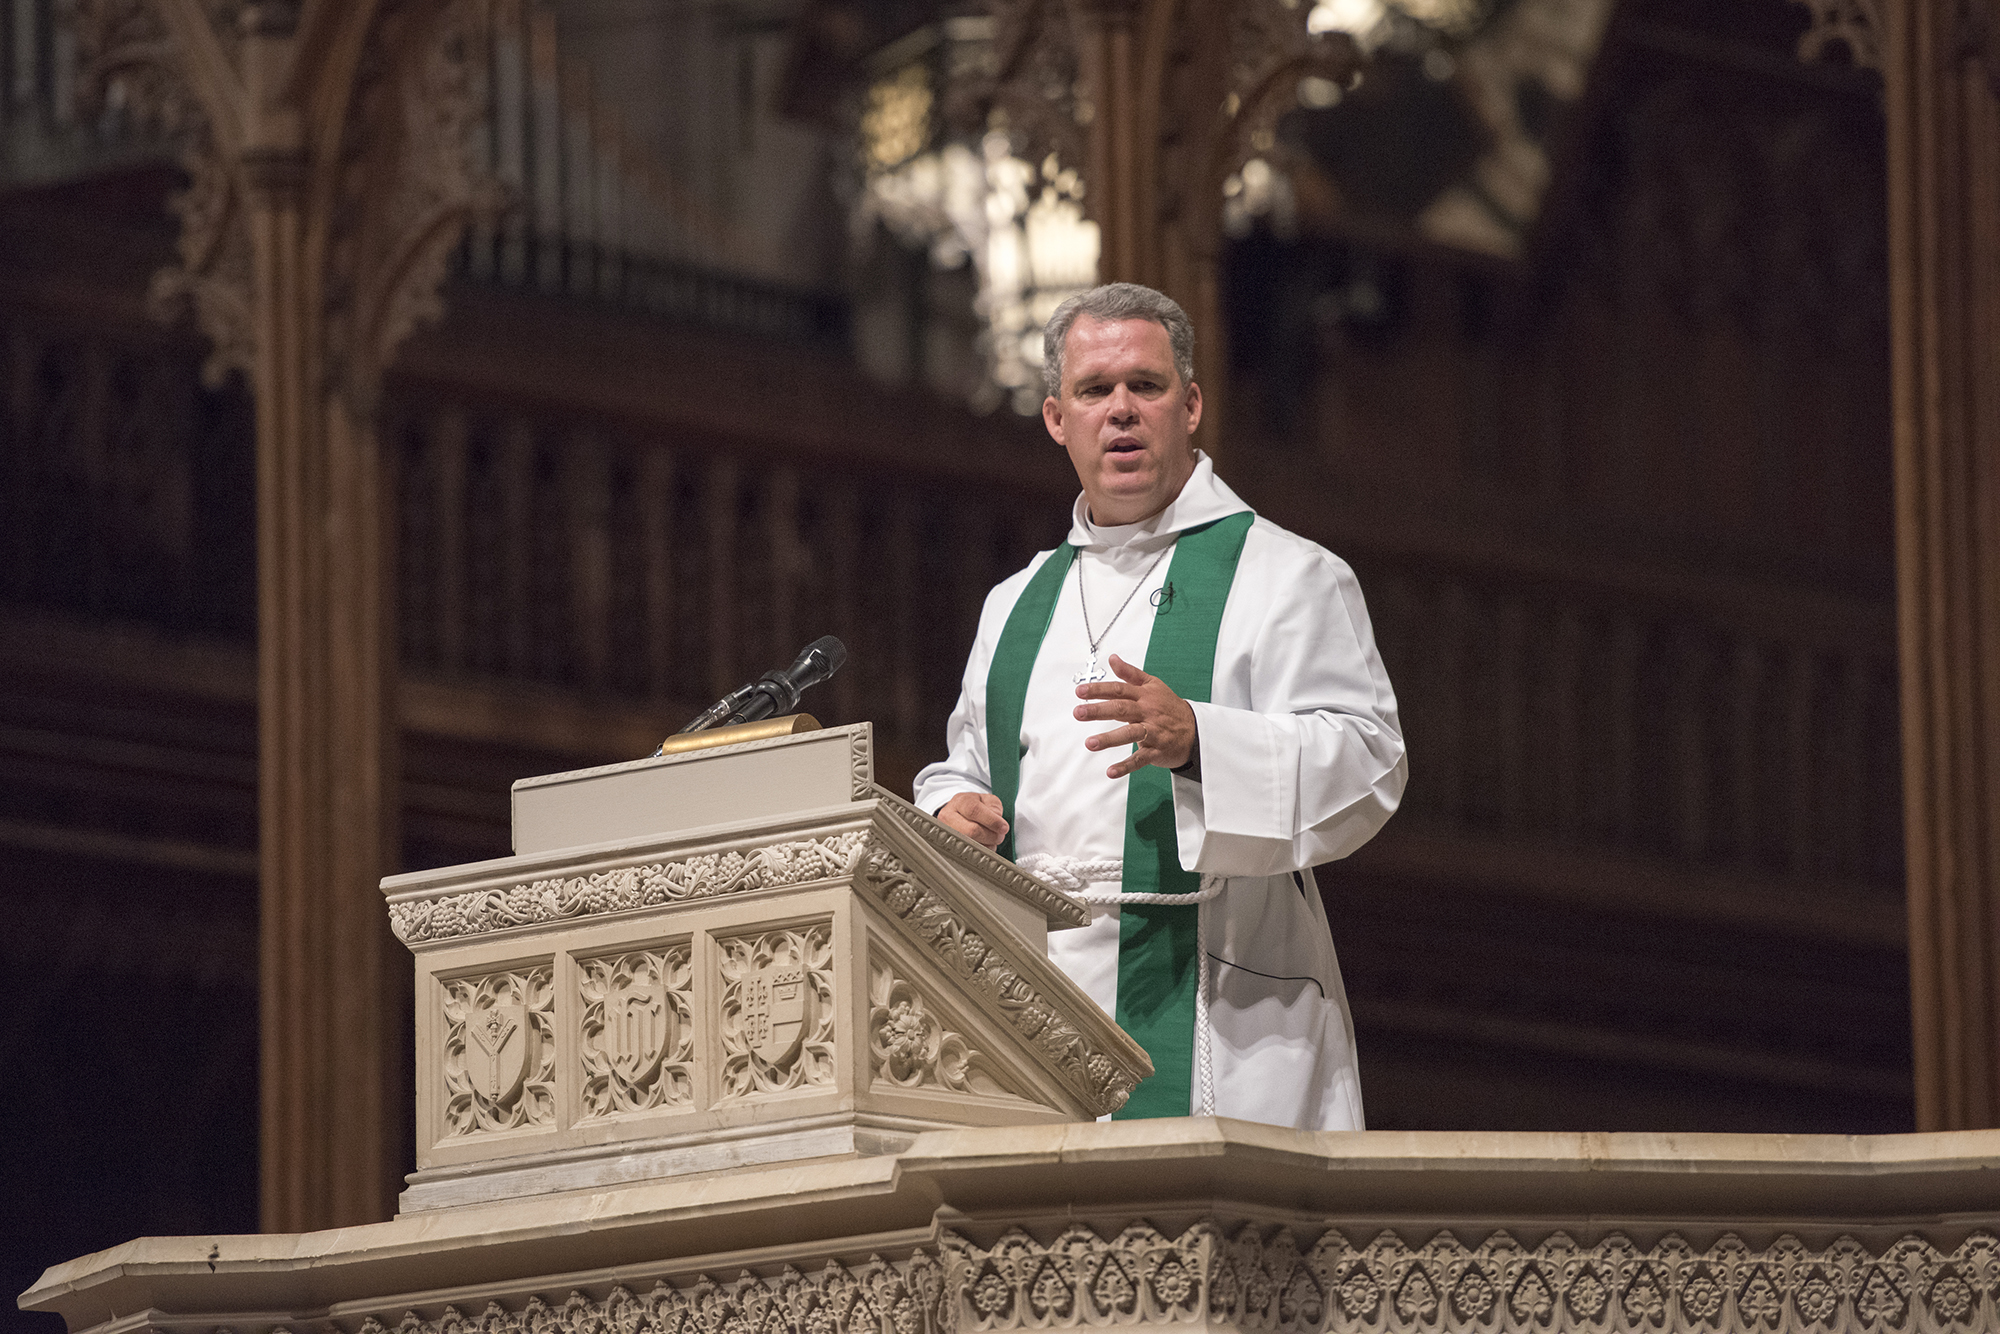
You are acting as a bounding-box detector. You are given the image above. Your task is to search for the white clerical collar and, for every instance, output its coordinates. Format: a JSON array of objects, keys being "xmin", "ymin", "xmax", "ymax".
[{"xmin": 1068, "ymin": 452, "xmax": 1251, "ymax": 550}]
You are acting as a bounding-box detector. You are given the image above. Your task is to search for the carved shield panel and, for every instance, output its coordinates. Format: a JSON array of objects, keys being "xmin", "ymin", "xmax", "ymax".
[
  {"xmin": 607, "ymin": 974, "xmax": 669, "ymax": 1084},
  {"xmin": 744, "ymin": 963, "xmax": 809, "ymax": 1066},
  {"xmin": 464, "ymin": 1002, "xmax": 528, "ymax": 1104},
  {"xmin": 718, "ymin": 925, "xmax": 835, "ymax": 1100},
  {"xmin": 442, "ymin": 966, "xmax": 555, "ymax": 1135},
  {"xmin": 579, "ymin": 948, "xmax": 694, "ymax": 1118}
]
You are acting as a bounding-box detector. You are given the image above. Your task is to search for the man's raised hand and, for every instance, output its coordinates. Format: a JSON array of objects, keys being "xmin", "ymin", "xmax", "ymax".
[
  {"xmin": 938, "ymin": 791, "xmax": 1009, "ymax": 851},
  {"xmin": 1075, "ymin": 653, "xmax": 1197, "ymax": 778}
]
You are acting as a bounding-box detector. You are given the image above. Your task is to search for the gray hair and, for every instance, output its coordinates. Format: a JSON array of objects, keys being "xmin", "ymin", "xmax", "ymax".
[{"xmin": 1042, "ymin": 283, "xmax": 1197, "ymax": 397}]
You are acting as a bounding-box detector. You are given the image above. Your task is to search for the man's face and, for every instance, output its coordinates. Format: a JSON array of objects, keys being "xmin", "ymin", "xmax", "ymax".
[{"xmin": 1043, "ymin": 315, "xmax": 1202, "ymax": 526}]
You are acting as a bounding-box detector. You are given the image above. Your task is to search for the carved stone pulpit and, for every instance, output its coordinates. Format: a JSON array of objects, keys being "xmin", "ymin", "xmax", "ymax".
[
  {"xmin": 381, "ymin": 721, "xmax": 1152, "ymax": 1212},
  {"xmin": 33, "ymin": 722, "xmax": 2000, "ymax": 1334}
]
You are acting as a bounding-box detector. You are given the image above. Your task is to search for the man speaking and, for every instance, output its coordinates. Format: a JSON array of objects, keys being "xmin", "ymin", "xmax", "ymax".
[{"xmin": 913, "ymin": 282, "xmax": 1406, "ymax": 1130}]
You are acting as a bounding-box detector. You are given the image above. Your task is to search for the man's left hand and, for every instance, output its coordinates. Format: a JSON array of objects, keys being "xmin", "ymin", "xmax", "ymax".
[{"xmin": 1075, "ymin": 654, "xmax": 1197, "ymax": 778}]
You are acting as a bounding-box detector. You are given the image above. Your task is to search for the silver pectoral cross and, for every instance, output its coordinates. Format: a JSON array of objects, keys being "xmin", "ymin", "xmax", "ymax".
[{"xmin": 1073, "ymin": 655, "xmax": 1109, "ymax": 684}]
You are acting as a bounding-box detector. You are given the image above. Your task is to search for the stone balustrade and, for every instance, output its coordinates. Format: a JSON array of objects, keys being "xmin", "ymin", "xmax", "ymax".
[{"xmin": 21, "ymin": 1122, "xmax": 2000, "ymax": 1334}]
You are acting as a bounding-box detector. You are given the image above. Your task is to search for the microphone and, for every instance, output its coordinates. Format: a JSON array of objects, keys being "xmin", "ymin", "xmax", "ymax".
[{"xmin": 675, "ymin": 636, "xmax": 848, "ymax": 736}]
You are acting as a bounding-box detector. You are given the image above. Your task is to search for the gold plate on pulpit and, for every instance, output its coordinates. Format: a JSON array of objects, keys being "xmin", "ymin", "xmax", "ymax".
[{"xmin": 655, "ymin": 713, "xmax": 821, "ymax": 756}]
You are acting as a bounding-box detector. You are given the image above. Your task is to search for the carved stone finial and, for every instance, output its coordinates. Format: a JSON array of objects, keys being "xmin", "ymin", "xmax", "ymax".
[
  {"xmin": 237, "ymin": 1, "xmax": 299, "ymax": 37},
  {"xmin": 1959, "ymin": 0, "xmax": 2000, "ymax": 96},
  {"xmin": 1792, "ymin": 0, "xmax": 1882, "ymax": 70}
]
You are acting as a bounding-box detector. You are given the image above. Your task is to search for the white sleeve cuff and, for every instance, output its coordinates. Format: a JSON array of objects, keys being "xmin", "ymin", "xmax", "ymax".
[
  {"xmin": 1182, "ymin": 700, "xmax": 1295, "ymax": 839},
  {"xmin": 1172, "ymin": 701, "xmax": 1298, "ymax": 876}
]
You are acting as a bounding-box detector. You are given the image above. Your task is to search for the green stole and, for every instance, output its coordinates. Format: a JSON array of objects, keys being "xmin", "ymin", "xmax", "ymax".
[{"xmin": 986, "ymin": 509, "xmax": 1254, "ymax": 1117}]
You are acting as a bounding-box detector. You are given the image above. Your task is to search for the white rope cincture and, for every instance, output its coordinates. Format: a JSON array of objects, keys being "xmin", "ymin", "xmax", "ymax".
[
  {"xmin": 1016, "ymin": 853, "xmax": 1223, "ymax": 1117},
  {"xmin": 1015, "ymin": 854, "xmax": 1123, "ymax": 895}
]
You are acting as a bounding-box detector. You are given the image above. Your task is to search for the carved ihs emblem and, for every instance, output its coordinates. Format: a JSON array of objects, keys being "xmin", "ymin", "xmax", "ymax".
[
  {"xmin": 465, "ymin": 1002, "xmax": 527, "ymax": 1103},
  {"xmin": 606, "ymin": 975, "xmax": 668, "ymax": 1083},
  {"xmin": 743, "ymin": 963, "xmax": 808, "ymax": 1066}
]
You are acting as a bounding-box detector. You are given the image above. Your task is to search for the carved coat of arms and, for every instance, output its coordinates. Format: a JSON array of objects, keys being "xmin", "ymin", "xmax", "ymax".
[
  {"xmin": 742, "ymin": 962, "xmax": 809, "ymax": 1066},
  {"xmin": 606, "ymin": 974, "xmax": 669, "ymax": 1084},
  {"xmin": 464, "ymin": 1002, "xmax": 528, "ymax": 1104}
]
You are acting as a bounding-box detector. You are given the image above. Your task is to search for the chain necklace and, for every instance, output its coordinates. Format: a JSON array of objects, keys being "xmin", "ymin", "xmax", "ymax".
[{"xmin": 1072, "ymin": 541, "xmax": 1175, "ymax": 683}]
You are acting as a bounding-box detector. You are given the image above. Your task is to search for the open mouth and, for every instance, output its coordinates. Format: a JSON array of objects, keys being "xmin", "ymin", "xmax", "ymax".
[{"xmin": 1108, "ymin": 439, "xmax": 1143, "ymax": 455}]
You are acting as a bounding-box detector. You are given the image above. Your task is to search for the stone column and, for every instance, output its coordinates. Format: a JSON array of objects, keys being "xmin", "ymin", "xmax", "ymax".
[
  {"xmin": 233, "ymin": 3, "xmax": 407, "ymax": 1230},
  {"xmin": 248, "ymin": 204, "xmax": 407, "ymax": 1227},
  {"xmin": 81, "ymin": 0, "xmax": 495, "ymax": 1225},
  {"xmin": 1071, "ymin": 0, "xmax": 1154, "ymax": 286},
  {"xmin": 1881, "ymin": 0, "xmax": 2000, "ymax": 1129},
  {"xmin": 1067, "ymin": 0, "xmax": 1231, "ymax": 445}
]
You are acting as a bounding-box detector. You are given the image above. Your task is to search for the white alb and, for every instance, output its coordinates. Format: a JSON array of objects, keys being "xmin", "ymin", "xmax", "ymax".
[{"xmin": 915, "ymin": 454, "xmax": 1407, "ymax": 1130}]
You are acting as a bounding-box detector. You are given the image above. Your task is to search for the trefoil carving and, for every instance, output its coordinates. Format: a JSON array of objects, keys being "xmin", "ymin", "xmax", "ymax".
[
  {"xmin": 345, "ymin": 1223, "xmax": 2000, "ymax": 1334},
  {"xmin": 356, "ymin": 1254, "xmax": 951, "ymax": 1334},
  {"xmin": 869, "ymin": 962, "xmax": 1015, "ymax": 1098},
  {"xmin": 947, "ymin": 1223, "xmax": 1215, "ymax": 1328}
]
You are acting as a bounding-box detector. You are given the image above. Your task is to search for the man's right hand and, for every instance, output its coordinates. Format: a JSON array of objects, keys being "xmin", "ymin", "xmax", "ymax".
[{"xmin": 938, "ymin": 792, "xmax": 1009, "ymax": 851}]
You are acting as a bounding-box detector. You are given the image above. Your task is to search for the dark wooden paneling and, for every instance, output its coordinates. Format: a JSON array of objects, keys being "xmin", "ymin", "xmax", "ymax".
[{"xmin": 0, "ymin": 5, "xmax": 1912, "ymax": 1265}]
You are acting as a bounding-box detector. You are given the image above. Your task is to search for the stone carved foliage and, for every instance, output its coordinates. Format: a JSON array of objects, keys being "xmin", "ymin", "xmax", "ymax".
[
  {"xmin": 70, "ymin": 0, "xmax": 256, "ymax": 388},
  {"xmin": 70, "ymin": 0, "xmax": 502, "ymax": 405},
  {"xmin": 149, "ymin": 127, "xmax": 256, "ymax": 389},
  {"xmin": 868, "ymin": 788, "xmax": 1087, "ymax": 929},
  {"xmin": 856, "ymin": 844, "xmax": 1139, "ymax": 1118},
  {"xmin": 942, "ymin": 1222, "xmax": 2000, "ymax": 1334},
  {"xmin": 442, "ymin": 966, "xmax": 555, "ymax": 1135},
  {"xmin": 346, "ymin": 1223, "xmax": 2000, "ymax": 1334},
  {"xmin": 356, "ymin": 1254, "xmax": 950, "ymax": 1334},
  {"xmin": 70, "ymin": 0, "xmax": 213, "ymax": 155},
  {"xmin": 389, "ymin": 831, "xmax": 869, "ymax": 944},
  {"xmin": 718, "ymin": 925, "xmax": 837, "ymax": 1100},
  {"xmin": 579, "ymin": 947, "xmax": 695, "ymax": 1118},
  {"xmin": 1326, "ymin": 1225, "xmax": 2000, "ymax": 1332},
  {"xmin": 951, "ymin": 1223, "xmax": 1212, "ymax": 1328},
  {"xmin": 850, "ymin": 731, "xmax": 874, "ymax": 798},
  {"xmin": 325, "ymin": 0, "xmax": 505, "ymax": 415},
  {"xmin": 869, "ymin": 962, "xmax": 1016, "ymax": 1098}
]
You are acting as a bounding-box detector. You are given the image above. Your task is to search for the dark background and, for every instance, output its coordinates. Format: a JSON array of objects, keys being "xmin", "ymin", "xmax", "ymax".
[{"xmin": 0, "ymin": 0, "xmax": 1902, "ymax": 1321}]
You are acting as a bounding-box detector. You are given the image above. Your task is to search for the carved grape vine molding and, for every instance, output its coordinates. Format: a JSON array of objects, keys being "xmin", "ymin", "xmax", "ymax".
[
  {"xmin": 388, "ymin": 832, "xmax": 871, "ymax": 944},
  {"xmin": 854, "ymin": 847, "xmax": 1138, "ymax": 1117},
  {"xmin": 866, "ymin": 787, "xmax": 1088, "ymax": 929},
  {"xmin": 388, "ymin": 806, "xmax": 1086, "ymax": 947}
]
